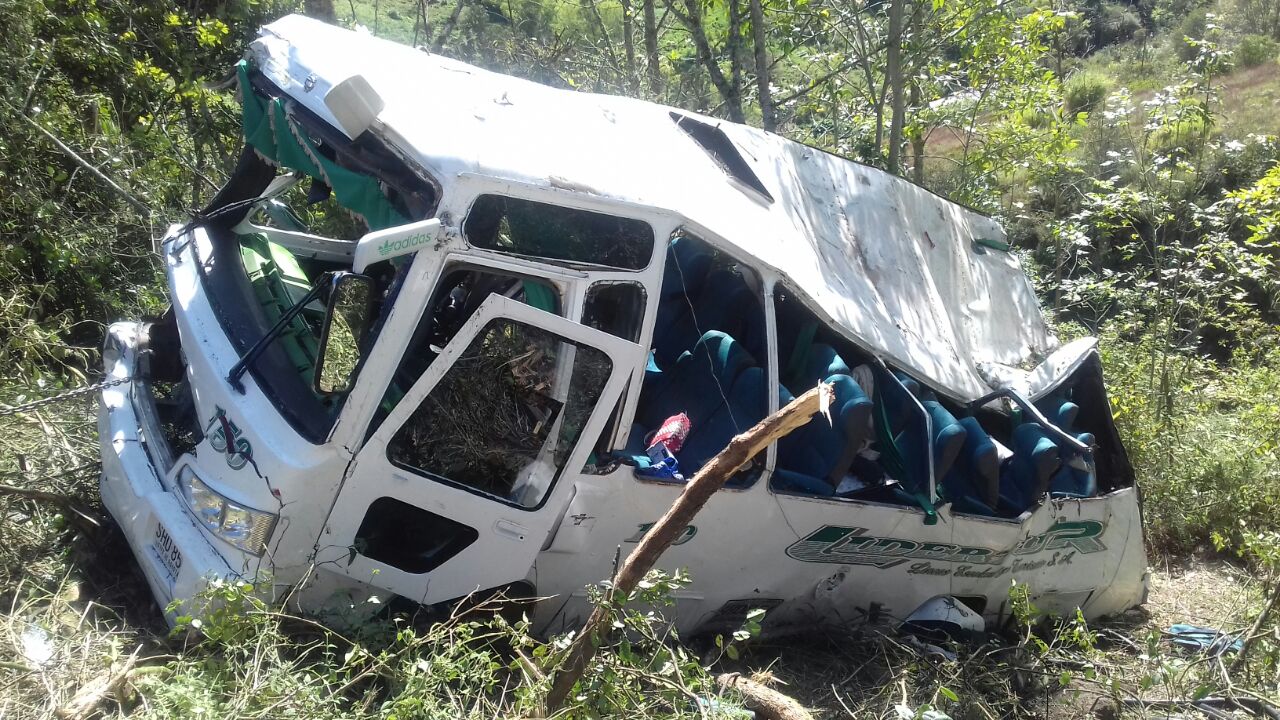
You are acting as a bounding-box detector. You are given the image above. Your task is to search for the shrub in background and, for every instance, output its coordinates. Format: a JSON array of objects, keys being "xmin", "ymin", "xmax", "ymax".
[
  {"xmin": 1064, "ymin": 71, "xmax": 1113, "ymax": 114},
  {"xmin": 1237, "ymin": 33, "xmax": 1280, "ymax": 67}
]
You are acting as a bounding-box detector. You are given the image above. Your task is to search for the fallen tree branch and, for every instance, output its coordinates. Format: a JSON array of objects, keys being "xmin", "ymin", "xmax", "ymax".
[
  {"xmin": 54, "ymin": 648, "xmax": 141, "ymax": 720},
  {"xmin": 544, "ymin": 384, "xmax": 831, "ymax": 711},
  {"xmin": 0, "ymin": 479, "xmax": 102, "ymax": 528},
  {"xmin": 1229, "ymin": 579, "xmax": 1280, "ymax": 676},
  {"xmin": 1, "ymin": 98, "xmax": 152, "ymax": 216},
  {"xmin": 717, "ymin": 672, "xmax": 814, "ymax": 720}
]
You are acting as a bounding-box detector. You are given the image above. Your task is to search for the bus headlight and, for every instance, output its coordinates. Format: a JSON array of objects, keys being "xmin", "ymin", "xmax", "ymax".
[{"xmin": 177, "ymin": 466, "xmax": 277, "ymax": 555}]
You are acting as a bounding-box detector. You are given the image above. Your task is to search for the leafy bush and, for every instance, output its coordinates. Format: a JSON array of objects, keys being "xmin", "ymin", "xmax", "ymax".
[
  {"xmin": 1064, "ymin": 71, "xmax": 1112, "ymax": 114},
  {"xmin": 1098, "ymin": 329, "xmax": 1280, "ymax": 555},
  {"xmin": 1237, "ymin": 33, "xmax": 1280, "ymax": 67}
]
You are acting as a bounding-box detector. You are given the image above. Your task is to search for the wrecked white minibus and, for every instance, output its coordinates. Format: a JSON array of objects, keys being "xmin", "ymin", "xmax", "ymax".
[{"xmin": 99, "ymin": 15, "xmax": 1148, "ymax": 637}]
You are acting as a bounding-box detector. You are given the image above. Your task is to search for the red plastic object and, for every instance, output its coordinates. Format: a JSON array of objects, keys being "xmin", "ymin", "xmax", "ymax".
[{"xmin": 648, "ymin": 412, "xmax": 691, "ymax": 454}]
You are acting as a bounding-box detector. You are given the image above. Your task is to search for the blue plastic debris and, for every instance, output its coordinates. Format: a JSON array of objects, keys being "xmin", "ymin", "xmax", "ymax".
[{"xmin": 1166, "ymin": 624, "xmax": 1244, "ymax": 656}]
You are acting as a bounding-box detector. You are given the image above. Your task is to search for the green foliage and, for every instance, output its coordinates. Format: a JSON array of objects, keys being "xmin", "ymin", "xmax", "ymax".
[
  {"xmin": 1229, "ymin": 161, "xmax": 1280, "ymax": 244},
  {"xmin": 126, "ymin": 570, "xmax": 742, "ymax": 719},
  {"xmin": 1098, "ymin": 329, "xmax": 1280, "ymax": 553},
  {"xmin": 0, "ymin": 0, "xmax": 286, "ymax": 385},
  {"xmin": 1237, "ymin": 34, "xmax": 1280, "ymax": 67},
  {"xmin": 1063, "ymin": 70, "xmax": 1112, "ymax": 114}
]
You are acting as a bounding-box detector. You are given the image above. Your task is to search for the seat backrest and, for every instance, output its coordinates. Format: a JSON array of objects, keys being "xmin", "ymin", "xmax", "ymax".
[
  {"xmin": 923, "ymin": 399, "xmax": 966, "ymax": 481},
  {"xmin": 637, "ymin": 331, "xmax": 752, "ymax": 430},
  {"xmin": 787, "ymin": 343, "xmax": 851, "ymax": 395},
  {"xmin": 652, "ymin": 238, "xmax": 714, "ymax": 366},
  {"xmin": 1050, "ymin": 432, "xmax": 1098, "ymax": 499},
  {"xmin": 693, "ymin": 269, "xmax": 766, "ymax": 357},
  {"xmin": 661, "ymin": 236, "xmax": 713, "ymax": 299},
  {"xmin": 999, "ymin": 423, "xmax": 1061, "ymax": 513},
  {"xmin": 1036, "ymin": 394, "xmax": 1080, "ymax": 431},
  {"xmin": 777, "ymin": 373, "xmax": 873, "ymax": 485},
  {"xmin": 938, "ymin": 417, "xmax": 1000, "ymax": 514},
  {"xmin": 1033, "ymin": 393, "xmax": 1095, "ymax": 499},
  {"xmin": 679, "ymin": 366, "xmax": 770, "ymax": 474}
]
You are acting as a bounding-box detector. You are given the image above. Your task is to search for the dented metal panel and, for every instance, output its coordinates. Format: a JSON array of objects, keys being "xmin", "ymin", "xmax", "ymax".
[{"xmin": 249, "ymin": 15, "xmax": 1056, "ymax": 402}]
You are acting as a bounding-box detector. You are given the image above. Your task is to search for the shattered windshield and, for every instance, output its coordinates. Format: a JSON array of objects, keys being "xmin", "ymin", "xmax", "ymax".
[{"xmin": 196, "ymin": 64, "xmax": 436, "ymax": 443}]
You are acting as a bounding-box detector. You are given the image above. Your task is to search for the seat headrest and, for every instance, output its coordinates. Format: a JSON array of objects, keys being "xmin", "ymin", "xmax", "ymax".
[
  {"xmin": 805, "ymin": 344, "xmax": 851, "ymax": 387},
  {"xmin": 687, "ymin": 331, "xmax": 753, "ymax": 386}
]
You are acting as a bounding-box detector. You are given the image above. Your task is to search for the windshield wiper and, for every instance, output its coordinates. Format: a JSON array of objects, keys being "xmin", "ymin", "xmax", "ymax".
[{"xmin": 227, "ymin": 272, "xmax": 332, "ymax": 393}]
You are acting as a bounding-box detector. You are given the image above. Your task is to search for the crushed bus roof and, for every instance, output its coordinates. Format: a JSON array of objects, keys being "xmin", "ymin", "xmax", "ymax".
[{"xmin": 250, "ymin": 14, "xmax": 1058, "ymax": 402}]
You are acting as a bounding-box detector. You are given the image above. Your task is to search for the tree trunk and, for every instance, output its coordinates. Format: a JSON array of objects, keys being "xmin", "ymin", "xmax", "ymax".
[
  {"xmin": 670, "ymin": 0, "xmax": 745, "ymax": 122},
  {"xmin": 909, "ymin": 56, "xmax": 924, "ymax": 182},
  {"xmin": 432, "ymin": 0, "xmax": 467, "ymax": 53},
  {"xmin": 304, "ymin": 0, "xmax": 338, "ymax": 23},
  {"xmin": 728, "ymin": 0, "xmax": 744, "ymax": 119},
  {"xmin": 885, "ymin": 0, "xmax": 906, "ymax": 174},
  {"xmin": 621, "ymin": 0, "xmax": 639, "ymax": 93},
  {"xmin": 412, "ymin": 0, "xmax": 428, "ymax": 46},
  {"xmin": 749, "ymin": 0, "xmax": 775, "ymax": 131},
  {"xmin": 716, "ymin": 673, "xmax": 815, "ymax": 720},
  {"xmin": 644, "ymin": 0, "xmax": 663, "ymax": 94},
  {"xmin": 544, "ymin": 385, "xmax": 830, "ymax": 711},
  {"xmin": 583, "ymin": 0, "xmax": 622, "ymax": 77}
]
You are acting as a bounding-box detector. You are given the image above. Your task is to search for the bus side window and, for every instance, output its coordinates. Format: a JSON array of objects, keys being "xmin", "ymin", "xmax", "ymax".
[
  {"xmin": 464, "ymin": 195, "xmax": 654, "ymax": 271},
  {"xmin": 770, "ymin": 286, "xmax": 921, "ymax": 506},
  {"xmin": 367, "ymin": 264, "xmax": 561, "ymax": 437},
  {"xmin": 622, "ymin": 233, "xmax": 770, "ymax": 487},
  {"xmin": 582, "ymin": 281, "xmax": 646, "ymax": 343}
]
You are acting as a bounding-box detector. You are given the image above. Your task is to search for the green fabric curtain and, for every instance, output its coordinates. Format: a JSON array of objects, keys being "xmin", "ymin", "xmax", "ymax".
[{"xmin": 237, "ymin": 61, "xmax": 407, "ymax": 231}]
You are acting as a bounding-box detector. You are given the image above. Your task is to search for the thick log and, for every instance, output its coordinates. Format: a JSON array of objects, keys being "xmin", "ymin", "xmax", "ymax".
[
  {"xmin": 544, "ymin": 385, "xmax": 831, "ymax": 711},
  {"xmin": 717, "ymin": 672, "xmax": 814, "ymax": 720}
]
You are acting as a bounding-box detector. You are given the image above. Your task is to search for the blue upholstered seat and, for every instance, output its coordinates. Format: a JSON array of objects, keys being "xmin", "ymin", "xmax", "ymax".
[
  {"xmin": 938, "ymin": 417, "xmax": 1001, "ymax": 516},
  {"xmin": 636, "ymin": 331, "xmax": 753, "ymax": 432},
  {"xmin": 923, "ymin": 399, "xmax": 966, "ymax": 482},
  {"xmin": 680, "ymin": 366, "xmax": 772, "ymax": 477},
  {"xmin": 998, "ymin": 423, "xmax": 1061, "ymax": 514},
  {"xmin": 783, "ymin": 343, "xmax": 852, "ymax": 395},
  {"xmin": 1035, "ymin": 393, "xmax": 1098, "ymax": 499},
  {"xmin": 652, "ymin": 237, "xmax": 713, "ymax": 367},
  {"xmin": 774, "ymin": 373, "xmax": 874, "ymax": 495}
]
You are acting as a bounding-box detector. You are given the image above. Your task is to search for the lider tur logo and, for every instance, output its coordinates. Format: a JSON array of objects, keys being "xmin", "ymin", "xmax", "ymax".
[
  {"xmin": 206, "ymin": 406, "xmax": 253, "ymax": 471},
  {"xmin": 785, "ymin": 520, "xmax": 1107, "ymax": 569}
]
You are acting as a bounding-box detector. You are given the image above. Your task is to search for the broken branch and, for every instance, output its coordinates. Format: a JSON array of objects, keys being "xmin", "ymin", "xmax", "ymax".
[
  {"xmin": 1, "ymin": 98, "xmax": 151, "ymax": 216},
  {"xmin": 716, "ymin": 672, "xmax": 814, "ymax": 720},
  {"xmin": 544, "ymin": 384, "xmax": 831, "ymax": 711}
]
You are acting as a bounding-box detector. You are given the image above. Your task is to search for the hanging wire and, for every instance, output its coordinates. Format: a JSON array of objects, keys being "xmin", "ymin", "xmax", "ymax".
[{"xmin": 671, "ymin": 238, "xmax": 741, "ymax": 434}]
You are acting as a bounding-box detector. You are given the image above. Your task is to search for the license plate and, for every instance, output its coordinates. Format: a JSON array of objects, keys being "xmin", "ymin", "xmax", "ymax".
[{"xmin": 149, "ymin": 519, "xmax": 183, "ymax": 591}]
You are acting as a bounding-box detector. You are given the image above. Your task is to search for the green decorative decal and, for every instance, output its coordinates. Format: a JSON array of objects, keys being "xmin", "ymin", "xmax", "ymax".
[
  {"xmin": 626, "ymin": 522, "xmax": 697, "ymax": 546},
  {"xmin": 785, "ymin": 521, "xmax": 1106, "ymax": 570},
  {"xmin": 378, "ymin": 232, "xmax": 433, "ymax": 256}
]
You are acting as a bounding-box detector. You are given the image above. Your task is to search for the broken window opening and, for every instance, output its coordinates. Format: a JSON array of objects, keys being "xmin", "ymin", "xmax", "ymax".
[
  {"xmin": 195, "ymin": 64, "xmax": 439, "ymax": 444},
  {"xmin": 463, "ymin": 195, "xmax": 654, "ymax": 271},
  {"xmin": 770, "ymin": 284, "xmax": 930, "ymax": 509},
  {"xmin": 368, "ymin": 264, "xmax": 562, "ymax": 438},
  {"xmin": 622, "ymin": 233, "xmax": 769, "ymax": 487},
  {"xmin": 583, "ymin": 281, "xmax": 647, "ymax": 343},
  {"xmin": 771, "ymin": 284, "xmax": 1115, "ymax": 519},
  {"xmin": 354, "ymin": 497, "xmax": 479, "ymax": 574},
  {"xmin": 386, "ymin": 318, "xmax": 613, "ymax": 509},
  {"xmin": 670, "ymin": 112, "xmax": 774, "ymax": 204}
]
